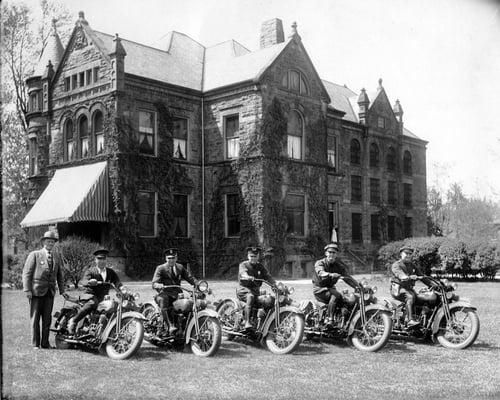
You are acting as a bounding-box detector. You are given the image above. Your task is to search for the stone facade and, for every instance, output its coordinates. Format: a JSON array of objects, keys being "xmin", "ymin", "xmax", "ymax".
[{"xmin": 23, "ymin": 14, "xmax": 427, "ymax": 278}]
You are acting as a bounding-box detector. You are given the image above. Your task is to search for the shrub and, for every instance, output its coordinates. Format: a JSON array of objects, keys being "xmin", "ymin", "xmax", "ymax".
[
  {"xmin": 473, "ymin": 242, "xmax": 500, "ymax": 280},
  {"xmin": 377, "ymin": 240, "xmax": 404, "ymax": 274},
  {"xmin": 5, "ymin": 245, "xmax": 37, "ymax": 289},
  {"xmin": 438, "ymin": 239, "xmax": 469, "ymax": 278},
  {"xmin": 406, "ymin": 237, "xmax": 445, "ymax": 275},
  {"xmin": 56, "ymin": 236, "xmax": 99, "ymax": 288}
]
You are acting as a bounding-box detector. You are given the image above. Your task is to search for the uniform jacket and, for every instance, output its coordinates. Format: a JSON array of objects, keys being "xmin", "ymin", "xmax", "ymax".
[
  {"xmin": 390, "ymin": 259, "xmax": 423, "ymax": 288},
  {"xmin": 83, "ymin": 266, "xmax": 122, "ymax": 299},
  {"xmin": 152, "ymin": 263, "xmax": 197, "ymax": 295},
  {"xmin": 238, "ymin": 261, "xmax": 276, "ymax": 292},
  {"xmin": 312, "ymin": 258, "xmax": 349, "ymax": 288},
  {"xmin": 22, "ymin": 249, "xmax": 65, "ymax": 297}
]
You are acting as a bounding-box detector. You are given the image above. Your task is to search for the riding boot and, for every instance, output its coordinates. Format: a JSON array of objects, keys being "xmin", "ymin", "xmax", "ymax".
[
  {"xmin": 162, "ymin": 310, "xmax": 178, "ymax": 335},
  {"xmin": 244, "ymin": 305, "xmax": 253, "ymax": 329},
  {"xmin": 67, "ymin": 317, "xmax": 76, "ymax": 335}
]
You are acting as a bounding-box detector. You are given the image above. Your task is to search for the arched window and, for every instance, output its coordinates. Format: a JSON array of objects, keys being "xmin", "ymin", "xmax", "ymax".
[
  {"xmin": 350, "ymin": 139, "xmax": 361, "ymax": 165},
  {"xmin": 282, "ymin": 69, "xmax": 309, "ymax": 95},
  {"xmin": 403, "ymin": 150, "xmax": 412, "ymax": 175},
  {"xmin": 64, "ymin": 119, "xmax": 75, "ymax": 161},
  {"xmin": 369, "ymin": 143, "xmax": 379, "ymax": 167},
  {"xmin": 93, "ymin": 111, "xmax": 104, "ymax": 154},
  {"xmin": 79, "ymin": 116, "xmax": 89, "ymax": 158},
  {"xmin": 287, "ymin": 110, "xmax": 303, "ymax": 160},
  {"xmin": 387, "ymin": 146, "xmax": 397, "ymax": 171}
]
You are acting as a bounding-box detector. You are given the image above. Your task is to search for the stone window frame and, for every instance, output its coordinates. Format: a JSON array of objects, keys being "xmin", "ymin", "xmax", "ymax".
[
  {"xmin": 350, "ymin": 139, "xmax": 361, "ymax": 165},
  {"xmin": 225, "ymin": 193, "xmax": 241, "ymax": 238},
  {"xmin": 403, "ymin": 150, "xmax": 413, "ymax": 175},
  {"xmin": 369, "ymin": 142, "xmax": 380, "ymax": 167},
  {"xmin": 172, "ymin": 116, "xmax": 189, "ymax": 161},
  {"xmin": 28, "ymin": 136, "xmax": 38, "ymax": 176},
  {"xmin": 223, "ymin": 113, "xmax": 240, "ymax": 160},
  {"xmin": 386, "ymin": 146, "xmax": 397, "ymax": 171},
  {"xmin": 285, "ymin": 192, "xmax": 307, "ymax": 237},
  {"xmin": 351, "ymin": 175, "xmax": 363, "ymax": 203},
  {"xmin": 281, "ymin": 68, "xmax": 309, "ymax": 95},
  {"xmin": 369, "ymin": 178, "xmax": 381, "ymax": 205},
  {"xmin": 327, "ymin": 129, "xmax": 338, "ymax": 170},
  {"xmin": 287, "ymin": 109, "xmax": 305, "ymax": 160},
  {"xmin": 91, "ymin": 107, "xmax": 105, "ymax": 155},
  {"xmin": 370, "ymin": 213, "xmax": 381, "ymax": 242},
  {"xmin": 377, "ymin": 116, "xmax": 385, "ymax": 129},
  {"xmin": 138, "ymin": 108, "xmax": 158, "ymax": 157},
  {"xmin": 77, "ymin": 113, "xmax": 90, "ymax": 158},
  {"xmin": 328, "ymin": 200, "xmax": 339, "ymax": 241},
  {"xmin": 351, "ymin": 213, "xmax": 363, "ymax": 243},
  {"xmin": 388, "ymin": 180, "xmax": 397, "ymax": 206},
  {"xmin": 62, "ymin": 61, "xmax": 100, "ymax": 93},
  {"xmin": 172, "ymin": 193, "xmax": 189, "ymax": 238},
  {"xmin": 137, "ymin": 190, "xmax": 158, "ymax": 238},
  {"xmin": 62, "ymin": 117, "xmax": 76, "ymax": 162},
  {"xmin": 403, "ymin": 182, "xmax": 413, "ymax": 208}
]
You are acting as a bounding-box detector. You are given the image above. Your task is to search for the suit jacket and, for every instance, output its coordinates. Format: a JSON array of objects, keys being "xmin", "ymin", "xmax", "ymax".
[
  {"xmin": 22, "ymin": 249, "xmax": 65, "ymax": 297},
  {"xmin": 83, "ymin": 266, "xmax": 122, "ymax": 300},
  {"xmin": 238, "ymin": 261, "xmax": 275, "ymax": 294},
  {"xmin": 152, "ymin": 263, "xmax": 197, "ymax": 296},
  {"xmin": 390, "ymin": 259, "xmax": 424, "ymax": 288}
]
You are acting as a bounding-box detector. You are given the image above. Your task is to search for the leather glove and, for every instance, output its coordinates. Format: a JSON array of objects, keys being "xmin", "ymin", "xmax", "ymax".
[
  {"xmin": 409, "ymin": 275, "xmax": 418, "ymax": 280},
  {"xmin": 88, "ymin": 279, "xmax": 98, "ymax": 286},
  {"xmin": 247, "ymin": 276, "xmax": 255, "ymax": 281},
  {"xmin": 330, "ymin": 273, "xmax": 341, "ymax": 279}
]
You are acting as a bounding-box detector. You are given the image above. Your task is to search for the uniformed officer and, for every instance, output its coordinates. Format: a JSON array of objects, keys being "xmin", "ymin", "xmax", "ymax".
[
  {"xmin": 152, "ymin": 248, "xmax": 198, "ymax": 335},
  {"xmin": 237, "ymin": 246, "xmax": 276, "ymax": 329},
  {"xmin": 389, "ymin": 245, "xmax": 424, "ymax": 327},
  {"xmin": 312, "ymin": 243, "xmax": 354, "ymax": 326}
]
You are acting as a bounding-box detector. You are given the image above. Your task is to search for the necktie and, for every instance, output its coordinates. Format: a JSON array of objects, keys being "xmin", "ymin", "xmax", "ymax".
[{"xmin": 47, "ymin": 251, "xmax": 53, "ymax": 270}]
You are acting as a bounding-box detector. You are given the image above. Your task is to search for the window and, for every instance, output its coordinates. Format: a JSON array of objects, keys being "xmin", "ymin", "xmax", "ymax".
[
  {"xmin": 138, "ymin": 110, "xmax": 156, "ymax": 155},
  {"xmin": 93, "ymin": 111, "xmax": 104, "ymax": 154},
  {"xmin": 93, "ymin": 67, "xmax": 99, "ymax": 83},
  {"xmin": 377, "ymin": 116, "xmax": 385, "ymax": 129},
  {"xmin": 282, "ymin": 69, "xmax": 309, "ymax": 94},
  {"xmin": 328, "ymin": 201, "xmax": 339, "ymax": 241},
  {"xmin": 369, "ymin": 143, "xmax": 379, "ymax": 167},
  {"xmin": 351, "ymin": 175, "xmax": 362, "ymax": 203},
  {"xmin": 388, "ymin": 180, "xmax": 397, "ymax": 205},
  {"xmin": 86, "ymin": 69, "xmax": 92, "ymax": 86},
  {"xmin": 225, "ymin": 115, "xmax": 239, "ymax": 159},
  {"xmin": 29, "ymin": 138, "xmax": 38, "ymax": 175},
  {"xmin": 64, "ymin": 77, "xmax": 71, "ymax": 91},
  {"xmin": 287, "ymin": 110, "xmax": 303, "ymax": 160},
  {"xmin": 173, "ymin": 194, "xmax": 188, "ymax": 237},
  {"xmin": 404, "ymin": 217, "xmax": 413, "ymax": 238},
  {"xmin": 79, "ymin": 72, "xmax": 85, "ymax": 87},
  {"xmin": 64, "ymin": 119, "xmax": 75, "ymax": 161},
  {"xmin": 387, "ymin": 215, "xmax": 396, "ymax": 241},
  {"xmin": 29, "ymin": 92, "xmax": 39, "ymax": 112},
  {"xmin": 371, "ymin": 214, "xmax": 380, "ymax": 241},
  {"xmin": 225, "ymin": 193, "xmax": 241, "ymax": 237},
  {"xmin": 71, "ymin": 74, "xmax": 77, "ymax": 90},
  {"xmin": 370, "ymin": 178, "xmax": 380, "ymax": 204},
  {"xmin": 327, "ymin": 133, "xmax": 337, "ymax": 169},
  {"xmin": 352, "ymin": 213, "xmax": 363, "ymax": 243},
  {"xmin": 350, "ymin": 139, "xmax": 361, "ymax": 164},
  {"xmin": 403, "ymin": 183, "xmax": 413, "ymax": 207},
  {"xmin": 403, "ymin": 151, "xmax": 412, "ymax": 175},
  {"xmin": 79, "ymin": 116, "xmax": 89, "ymax": 157},
  {"xmin": 173, "ymin": 118, "xmax": 188, "ymax": 160},
  {"xmin": 387, "ymin": 146, "xmax": 396, "ymax": 171},
  {"xmin": 285, "ymin": 194, "xmax": 305, "ymax": 236},
  {"xmin": 138, "ymin": 191, "xmax": 157, "ymax": 237}
]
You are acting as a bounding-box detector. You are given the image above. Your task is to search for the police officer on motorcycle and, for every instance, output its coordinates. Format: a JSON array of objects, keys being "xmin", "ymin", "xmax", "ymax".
[
  {"xmin": 312, "ymin": 243, "xmax": 354, "ymax": 327},
  {"xmin": 237, "ymin": 246, "xmax": 277, "ymax": 330},
  {"xmin": 152, "ymin": 248, "xmax": 198, "ymax": 335}
]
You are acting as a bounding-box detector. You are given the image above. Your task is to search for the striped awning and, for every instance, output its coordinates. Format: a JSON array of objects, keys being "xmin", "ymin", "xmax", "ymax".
[{"xmin": 21, "ymin": 161, "xmax": 109, "ymax": 228}]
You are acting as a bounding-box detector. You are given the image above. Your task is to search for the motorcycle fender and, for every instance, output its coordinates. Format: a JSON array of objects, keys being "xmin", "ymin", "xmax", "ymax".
[
  {"xmin": 101, "ymin": 311, "xmax": 147, "ymax": 342},
  {"xmin": 431, "ymin": 301, "xmax": 477, "ymax": 334},
  {"xmin": 261, "ymin": 306, "xmax": 304, "ymax": 337},
  {"xmin": 140, "ymin": 302, "xmax": 159, "ymax": 313},
  {"xmin": 348, "ymin": 304, "xmax": 392, "ymax": 336},
  {"xmin": 215, "ymin": 298, "xmax": 239, "ymax": 312},
  {"xmin": 184, "ymin": 309, "xmax": 220, "ymax": 344}
]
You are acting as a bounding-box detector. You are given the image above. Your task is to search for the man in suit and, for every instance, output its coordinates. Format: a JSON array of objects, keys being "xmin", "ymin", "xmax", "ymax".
[
  {"xmin": 67, "ymin": 248, "xmax": 122, "ymax": 335},
  {"xmin": 23, "ymin": 230, "xmax": 66, "ymax": 349},
  {"xmin": 152, "ymin": 248, "xmax": 198, "ymax": 335}
]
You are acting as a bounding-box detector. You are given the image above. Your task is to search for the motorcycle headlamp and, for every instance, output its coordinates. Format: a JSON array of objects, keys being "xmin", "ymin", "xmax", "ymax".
[
  {"xmin": 277, "ymin": 282, "xmax": 285, "ymax": 292},
  {"xmin": 361, "ymin": 279, "xmax": 369, "ymax": 288},
  {"xmin": 133, "ymin": 292, "xmax": 141, "ymax": 302},
  {"xmin": 363, "ymin": 292, "xmax": 373, "ymax": 302},
  {"xmin": 372, "ymin": 286, "xmax": 378, "ymax": 294},
  {"xmin": 441, "ymin": 279, "xmax": 449, "ymax": 286},
  {"xmin": 197, "ymin": 280, "xmax": 209, "ymax": 293},
  {"xmin": 287, "ymin": 286, "xmax": 295, "ymax": 295},
  {"xmin": 451, "ymin": 283, "xmax": 458, "ymax": 290},
  {"xmin": 445, "ymin": 291, "xmax": 454, "ymax": 300},
  {"xmin": 122, "ymin": 300, "xmax": 129, "ymax": 307}
]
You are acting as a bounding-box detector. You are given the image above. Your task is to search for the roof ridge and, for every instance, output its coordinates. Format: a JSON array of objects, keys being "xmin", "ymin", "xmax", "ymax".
[{"xmin": 94, "ymin": 30, "xmax": 174, "ymax": 54}]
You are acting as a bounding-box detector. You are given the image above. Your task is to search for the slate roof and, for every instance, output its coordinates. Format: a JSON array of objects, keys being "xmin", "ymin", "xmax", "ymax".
[{"xmin": 33, "ymin": 25, "xmax": 65, "ymax": 77}]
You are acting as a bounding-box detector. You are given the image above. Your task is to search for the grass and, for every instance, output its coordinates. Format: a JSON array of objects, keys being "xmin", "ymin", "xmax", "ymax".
[{"xmin": 2, "ymin": 276, "xmax": 499, "ymax": 400}]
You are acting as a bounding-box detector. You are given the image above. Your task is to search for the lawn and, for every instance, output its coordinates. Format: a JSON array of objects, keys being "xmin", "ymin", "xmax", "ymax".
[{"xmin": 2, "ymin": 276, "xmax": 499, "ymax": 400}]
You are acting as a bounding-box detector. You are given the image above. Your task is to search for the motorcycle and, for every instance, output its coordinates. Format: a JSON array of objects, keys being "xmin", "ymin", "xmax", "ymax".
[
  {"xmin": 51, "ymin": 281, "xmax": 146, "ymax": 360},
  {"xmin": 140, "ymin": 280, "xmax": 222, "ymax": 357},
  {"xmin": 216, "ymin": 280, "xmax": 304, "ymax": 355},
  {"xmin": 386, "ymin": 275, "xmax": 480, "ymax": 349},
  {"xmin": 299, "ymin": 277, "xmax": 393, "ymax": 352}
]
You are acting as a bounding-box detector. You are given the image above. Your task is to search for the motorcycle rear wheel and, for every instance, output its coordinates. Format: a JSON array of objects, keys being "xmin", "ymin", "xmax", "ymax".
[
  {"xmin": 105, "ymin": 317, "xmax": 144, "ymax": 360},
  {"xmin": 189, "ymin": 316, "xmax": 222, "ymax": 357},
  {"xmin": 264, "ymin": 311, "xmax": 304, "ymax": 355},
  {"xmin": 436, "ymin": 308, "xmax": 480, "ymax": 349},
  {"xmin": 350, "ymin": 310, "xmax": 392, "ymax": 352},
  {"xmin": 141, "ymin": 304, "xmax": 156, "ymax": 320},
  {"xmin": 217, "ymin": 299, "xmax": 240, "ymax": 340}
]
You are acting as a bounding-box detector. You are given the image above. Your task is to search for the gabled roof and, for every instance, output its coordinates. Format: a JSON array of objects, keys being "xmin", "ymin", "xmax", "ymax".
[{"xmin": 322, "ymin": 80, "xmax": 357, "ymax": 122}]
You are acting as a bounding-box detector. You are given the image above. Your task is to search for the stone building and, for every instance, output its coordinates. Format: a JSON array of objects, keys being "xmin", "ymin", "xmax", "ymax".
[{"xmin": 21, "ymin": 13, "xmax": 427, "ymax": 278}]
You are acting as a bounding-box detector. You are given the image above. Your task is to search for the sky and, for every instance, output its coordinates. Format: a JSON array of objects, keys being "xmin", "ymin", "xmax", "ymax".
[{"xmin": 20, "ymin": 0, "xmax": 500, "ymax": 201}]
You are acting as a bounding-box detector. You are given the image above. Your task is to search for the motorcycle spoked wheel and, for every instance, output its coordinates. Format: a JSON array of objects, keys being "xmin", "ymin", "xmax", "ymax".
[
  {"xmin": 264, "ymin": 311, "xmax": 304, "ymax": 355},
  {"xmin": 435, "ymin": 308, "xmax": 480, "ymax": 349},
  {"xmin": 105, "ymin": 317, "xmax": 144, "ymax": 360},
  {"xmin": 189, "ymin": 316, "xmax": 222, "ymax": 357},
  {"xmin": 217, "ymin": 300, "xmax": 241, "ymax": 340},
  {"xmin": 54, "ymin": 311, "xmax": 76, "ymax": 349},
  {"xmin": 350, "ymin": 310, "xmax": 392, "ymax": 352},
  {"xmin": 141, "ymin": 304, "xmax": 157, "ymax": 320}
]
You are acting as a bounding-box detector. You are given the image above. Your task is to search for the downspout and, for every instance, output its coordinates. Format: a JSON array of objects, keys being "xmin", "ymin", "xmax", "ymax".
[{"xmin": 201, "ymin": 96, "xmax": 206, "ymax": 278}]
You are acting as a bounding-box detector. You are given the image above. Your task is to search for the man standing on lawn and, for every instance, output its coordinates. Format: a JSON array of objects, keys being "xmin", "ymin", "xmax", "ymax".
[{"xmin": 22, "ymin": 230, "xmax": 66, "ymax": 349}]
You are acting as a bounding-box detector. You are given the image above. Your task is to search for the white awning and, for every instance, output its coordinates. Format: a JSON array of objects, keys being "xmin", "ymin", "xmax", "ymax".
[{"xmin": 21, "ymin": 161, "xmax": 109, "ymax": 228}]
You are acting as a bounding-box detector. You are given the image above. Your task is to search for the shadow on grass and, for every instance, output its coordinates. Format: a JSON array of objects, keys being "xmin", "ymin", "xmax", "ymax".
[{"xmin": 467, "ymin": 341, "xmax": 500, "ymax": 352}]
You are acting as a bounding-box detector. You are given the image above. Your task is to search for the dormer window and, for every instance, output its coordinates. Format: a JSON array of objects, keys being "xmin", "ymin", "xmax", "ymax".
[
  {"xmin": 282, "ymin": 69, "xmax": 309, "ymax": 95},
  {"xmin": 377, "ymin": 116, "xmax": 385, "ymax": 129}
]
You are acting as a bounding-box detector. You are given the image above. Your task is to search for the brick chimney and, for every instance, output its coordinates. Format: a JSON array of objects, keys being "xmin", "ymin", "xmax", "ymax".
[{"xmin": 260, "ymin": 18, "xmax": 284, "ymax": 48}]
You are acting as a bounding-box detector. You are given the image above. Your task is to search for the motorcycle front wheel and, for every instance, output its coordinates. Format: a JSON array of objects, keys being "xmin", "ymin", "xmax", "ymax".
[
  {"xmin": 435, "ymin": 308, "xmax": 480, "ymax": 349},
  {"xmin": 350, "ymin": 310, "xmax": 392, "ymax": 352},
  {"xmin": 189, "ymin": 316, "xmax": 222, "ymax": 357},
  {"xmin": 105, "ymin": 317, "xmax": 144, "ymax": 360},
  {"xmin": 264, "ymin": 311, "xmax": 304, "ymax": 355},
  {"xmin": 141, "ymin": 304, "xmax": 156, "ymax": 320},
  {"xmin": 217, "ymin": 299, "xmax": 240, "ymax": 340}
]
